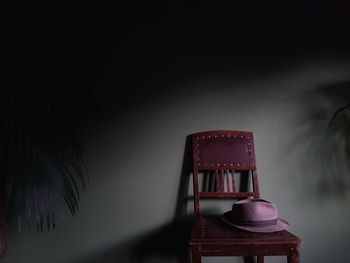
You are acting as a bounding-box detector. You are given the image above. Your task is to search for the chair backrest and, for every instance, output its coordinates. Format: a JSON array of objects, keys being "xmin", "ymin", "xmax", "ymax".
[{"xmin": 192, "ymin": 130, "xmax": 260, "ymax": 215}]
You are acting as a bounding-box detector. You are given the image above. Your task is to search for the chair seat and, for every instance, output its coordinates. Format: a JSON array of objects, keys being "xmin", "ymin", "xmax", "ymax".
[{"xmin": 190, "ymin": 215, "xmax": 301, "ymax": 259}]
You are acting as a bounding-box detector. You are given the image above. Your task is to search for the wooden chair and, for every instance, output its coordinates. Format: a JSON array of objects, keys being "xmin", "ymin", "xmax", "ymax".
[{"xmin": 189, "ymin": 130, "xmax": 301, "ymax": 263}]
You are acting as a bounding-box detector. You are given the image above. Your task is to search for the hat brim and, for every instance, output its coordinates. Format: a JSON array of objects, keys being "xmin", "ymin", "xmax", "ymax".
[{"xmin": 222, "ymin": 211, "xmax": 289, "ymax": 233}]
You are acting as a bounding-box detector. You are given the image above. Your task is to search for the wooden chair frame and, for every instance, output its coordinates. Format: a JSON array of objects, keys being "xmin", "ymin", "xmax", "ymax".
[{"xmin": 189, "ymin": 130, "xmax": 301, "ymax": 263}]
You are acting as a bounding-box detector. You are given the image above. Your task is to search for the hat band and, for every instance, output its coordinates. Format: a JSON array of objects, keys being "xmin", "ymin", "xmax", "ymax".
[{"xmin": 233, "ymin": 218, "xmax": 278, "ymax": 227}]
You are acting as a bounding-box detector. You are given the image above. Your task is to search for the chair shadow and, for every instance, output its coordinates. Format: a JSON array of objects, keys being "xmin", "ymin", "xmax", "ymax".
[{"xmin": 74, "ymin": 218, "xmax": 192, "ymax": 263}]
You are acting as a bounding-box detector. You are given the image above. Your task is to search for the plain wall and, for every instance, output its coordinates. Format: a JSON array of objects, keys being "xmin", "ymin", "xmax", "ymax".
[
  {"xmin": 3, "ymin": 55, "xmax": 350, "ymax": 263},
  {"xmin": 3, "ymin": 2, "xmax": 350, "ymax": 263}
]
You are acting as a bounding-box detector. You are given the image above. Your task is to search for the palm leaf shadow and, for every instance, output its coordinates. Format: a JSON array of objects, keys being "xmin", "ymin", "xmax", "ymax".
[{"xmin": 287, "ymin": 80, "xmax": 350, "ymax": 198}]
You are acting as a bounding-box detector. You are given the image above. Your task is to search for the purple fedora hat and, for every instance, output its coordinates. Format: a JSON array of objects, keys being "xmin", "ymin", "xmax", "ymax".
[{"xmin": 222, "ymin": 199, "xmax": 289, "ymax": 233}]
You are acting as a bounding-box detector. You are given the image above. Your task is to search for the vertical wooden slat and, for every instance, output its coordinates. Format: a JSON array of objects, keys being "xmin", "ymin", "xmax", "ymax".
[
  {"xmin": 202, "ymin": 171, "xmax": 208, "ymax": 192},
  {"xmin": 215, "ymin": 169, "xmax": 220, "ymax": 192},
  {"xmin": 225, "ymin": 170, "xmax": 230, "ymax": 192},
  {"xmin": 257, "ymin": 256, "xmax": 264, "ymax": 263},
  {"xmin": 252, "ymin": 169, "xmax": 260, "ymax": 198},
  {"xmin": 201, "ymin": 172, "xmax": 205, "ymax": 192},
  {"xmin": 207, "ymin": 171, "xmax": 215, "ymax": 192},
  {"xmin": 193, "ymin": 169, "xmax": 200, "ymax": 216},
  {"xmin": 231, "ymin": 169, "xmax": 236, "ymax": 192},
  {"xmin": 206, "ymin": 171, "xmax": 211, "ymax": 192},
  {"xmin": 240, "ymin": 170, "xmax": 249, "ymax": 192},
  {"xmin": 220, "ymin": 170, "xmax": 224, "ymax": 192},
  {"xmin": 212, "ymin": 171, "xmax": 216, "ymax": 192}
]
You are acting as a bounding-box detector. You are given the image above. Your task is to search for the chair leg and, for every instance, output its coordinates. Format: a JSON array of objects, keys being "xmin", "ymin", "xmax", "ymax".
[
  {"xmin": 287, "ymin": 245, "xmax": 300, "ymax": 263},
  {"xmin": 191, "ymin": 246, "xmax": 201, "ymax": 263},
  {"xmin": 287, "ymin": 252, "xmax": 300, "ymax": 263},
  {"xmin": 257, "ymin": 256, "xmax": 264, "ymax": 263}
]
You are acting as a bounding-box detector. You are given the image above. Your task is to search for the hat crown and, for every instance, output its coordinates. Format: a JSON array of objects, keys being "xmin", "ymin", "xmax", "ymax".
[
  {"xmin": 232, "ymin": 199, "xmax": 278, "ymax": 222},
  {"xmin": 223, "ymin": 198, "xmax": 289, "ymax": 232}
]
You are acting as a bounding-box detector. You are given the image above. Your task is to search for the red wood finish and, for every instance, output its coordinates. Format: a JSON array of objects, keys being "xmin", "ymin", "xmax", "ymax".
[
  {"xmin": 192, "ymin": 130, "xmax": 260, "ymax": 215},
  {"xmin": 258, "ymin": 256, "xmax": 264, "ymax": 263},
  {"xmin": 189, "ymin": 130, "xmax": 302, "ymax": 263},
  {"xmin": 199, "ymin": 192, "xmax": 257, "ymax": 198}
]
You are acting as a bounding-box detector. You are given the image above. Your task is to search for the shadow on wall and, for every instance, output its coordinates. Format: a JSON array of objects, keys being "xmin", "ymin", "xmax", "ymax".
[
  {"xmin": 76, "ymin": 136, "xmax": 194, "ymax": 263},
  {"xmin": 128, "ymin": 135, "xmax": 194, "ymax": 263},
  {"xmin": 290, "ymin": 80, "xmax": 350, "ymax": 199},
  {"xmin": 74, "ymin": 218, "xmax": 193, "ymax": 263}
]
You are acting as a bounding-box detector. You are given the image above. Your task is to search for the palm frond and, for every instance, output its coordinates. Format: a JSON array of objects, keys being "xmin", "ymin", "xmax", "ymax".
[
  {"xmin": 328, "ymin": 103, "xmax": 350, "ymax": 128},
  {"xmin": 0, "ymin": 87, "xmax": 99, "ymax": 231}
]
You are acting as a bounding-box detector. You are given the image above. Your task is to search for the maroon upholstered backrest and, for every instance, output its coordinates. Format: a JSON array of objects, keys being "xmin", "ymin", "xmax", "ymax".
[
  {"xmin": 191, "ymin": 130, "xmax": 260, "ymax": 215},
  {"xmin": 193, "ymin": 131, "xmax": 255, "ymax": 170}
]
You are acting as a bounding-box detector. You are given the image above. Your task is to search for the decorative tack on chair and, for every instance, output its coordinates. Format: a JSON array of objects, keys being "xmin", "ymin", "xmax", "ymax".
[{"xmin": 189, "ymin": 130, "xmax": 302, "ymax": 263}]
